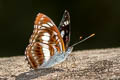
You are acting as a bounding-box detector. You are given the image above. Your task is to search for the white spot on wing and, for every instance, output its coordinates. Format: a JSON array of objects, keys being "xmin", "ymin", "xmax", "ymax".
[
  {"xmin": 38, "ymin": 26, "xmax": 46, "ymax": 29},
  {"xmin": 42, "ymin": 48, "xmax": 50, "ymax": 62},
  {"xmin": 64, "ymin": 21, "xmax": 67, "ymax": 25},
  {"xmin": 33, "ymin": 39, "xmax": 36, "ymax": 43},
  {"xmin": 40, "ymin": 17, "xmax": 44, "ymax": 20},
  {"xmin": 57, "ymin": 39, "xmax": 60, "ymax": 42},
  {"xmin": 43, "ymin": 41, "xmax": 49, "ymax": 44},
  {"xmin": 40, "ymin": 27, "xmax": 46, "ymax": 29},
  {"xmin": 47, "ymin": 22, "xmax": 54, "ymax": 26},
  {"xmin": 42, "ymin": 24, "xmax": 50, "ymax": 28},
  {"xmin": 38, "ymin": 22, "xmax": 41, "ymax": 24},
  {"xmin": 31, "ymin": 50, "xmax": 34, "ymax": 54},
  {"xmin": 38, "ymin": 25, "xmax": 41, "ymax": 29},
  {"xmin": 34, "ymin": 56, "xmax": 37, "ymax": 60},
  {"xmin": 53, "ymin": 31, "xmax": 57, "ymax": 35},
  {"xmin": 64, "ymin": 21, "xmax": 69, "ymax": 25},
  {"xmin": 41, "ymin": 36, "xmax": 50, "ymax": 41},
  {"xmin": 66, "ymin": 21, "xmax": 69, "ymax": 25},
  {"xmin": 44, "ymin": 33, "xmax": 50, "ymax": 36},
  {"xmin": 56, "ymin": 36, "xmax": 58, "ymax": 40},
  {"xmin": 61, "ymin": 30, "xmax": 65, "ymax": 38},
  {"xmin": 40, "ymin": 43, "xmax": 49, "ymax": 49},
  {"xmin": 34, "ymin": 25, "xmax": 37, "ymax": 28},
  {"xmin": 31, "ymin": 47, "xmax": 34, "ymax": 50},
  {"xmin": 32, "ymin": 53, "xmax": 35, "ymax": 57}
]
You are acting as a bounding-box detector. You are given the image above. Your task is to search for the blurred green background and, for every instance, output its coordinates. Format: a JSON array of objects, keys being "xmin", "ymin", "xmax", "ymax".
[{"xmin": 0, "ymin": 0, "xmax": 120, "ymax": 57}]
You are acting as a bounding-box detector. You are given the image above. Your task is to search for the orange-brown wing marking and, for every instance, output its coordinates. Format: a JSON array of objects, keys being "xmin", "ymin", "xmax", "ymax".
[
  {"xmin": 35, "ymin": 13, "xmax": 51, "ymax": 25},
  {"xmin": 33, "ymin": 28, "xmax": 63, "ymax": 53},
  {"xmin": 51, "ymin": 26, "xmax": 65, "ymax": 52},
  {"xmin": 25, "ymin": 13, "xmax": 66, "ymax": 69},
  {"xmin": 30, "ymin": 13, "xmax": 65, "ymax": 52},
  {"xmin": 25, "ymin": 44, "xmax": 38, "ymax": 69},
  {"xmin": 25, "ymin": 42, "xmax": 44, "ymax": 69}
]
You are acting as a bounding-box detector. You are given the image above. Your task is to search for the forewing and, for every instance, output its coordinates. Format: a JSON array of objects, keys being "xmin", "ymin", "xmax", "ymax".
[
  {"xmin": 25, "ymin": 13, "xmax": 65, "ymax": 69},
  {"xmin": 58, "ymin": 10, "xmax": 71, "ymax": 49}
]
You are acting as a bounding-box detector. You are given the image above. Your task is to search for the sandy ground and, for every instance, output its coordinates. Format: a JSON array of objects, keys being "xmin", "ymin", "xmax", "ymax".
[{"xmin": 0, "ymin": 48, "xmax": 120, "ymax": 80}]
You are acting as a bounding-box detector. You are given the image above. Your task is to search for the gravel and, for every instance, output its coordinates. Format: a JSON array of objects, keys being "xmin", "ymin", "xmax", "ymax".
[{"xmin": 0, "ymin": 48, "xmax": 120, "ymax": 80}]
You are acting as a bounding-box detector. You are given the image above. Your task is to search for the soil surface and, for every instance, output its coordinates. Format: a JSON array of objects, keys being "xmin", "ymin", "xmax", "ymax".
[{"xmin": 0, "ymin": 48, "xmax": 120, "ymax": 80}]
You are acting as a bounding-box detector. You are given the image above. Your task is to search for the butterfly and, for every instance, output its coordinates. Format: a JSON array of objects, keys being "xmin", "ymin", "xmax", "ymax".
[{"xmin": 25, "ymin": 10, "xmax": 95, "ymax": 69}]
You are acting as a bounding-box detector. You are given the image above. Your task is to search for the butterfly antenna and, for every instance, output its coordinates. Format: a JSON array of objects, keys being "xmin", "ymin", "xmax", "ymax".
[{"xmin": 71, "ymin": 33, "xmax": 95, "ymax": 47}]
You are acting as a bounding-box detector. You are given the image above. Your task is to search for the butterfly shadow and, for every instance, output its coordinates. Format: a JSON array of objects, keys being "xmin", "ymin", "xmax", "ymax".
[{"xmin": 15, "ymin": 68, "xmax": 64, "ymax": 80}]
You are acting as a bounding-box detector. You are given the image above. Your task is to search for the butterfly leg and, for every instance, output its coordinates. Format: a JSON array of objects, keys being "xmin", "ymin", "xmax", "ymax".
[{"xmin": 71, "ymin": 54, "xmax": 77, "ymax": 68}]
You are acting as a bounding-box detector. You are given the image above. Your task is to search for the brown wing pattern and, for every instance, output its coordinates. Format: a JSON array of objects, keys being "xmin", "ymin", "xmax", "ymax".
[
  {"xmin": 25, "ymin": 13, "xmax": 65, "ymax": 69},
  {"xmin": 58, "ymin": 10, "xmax": 71, "ymax": 49},
  {"xmin": 25, "ymin": 42, "xmax": 44, "ymax": 69}
]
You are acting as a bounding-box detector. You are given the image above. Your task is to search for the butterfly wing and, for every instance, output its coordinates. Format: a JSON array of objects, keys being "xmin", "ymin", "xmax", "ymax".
[
  {"xmin": 58, "ymin": 10, "xmax": 71, "ymax": 49},
  {"xmin": 25, "ymin": 13, "xmax": 65, "ymax": 69}
]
